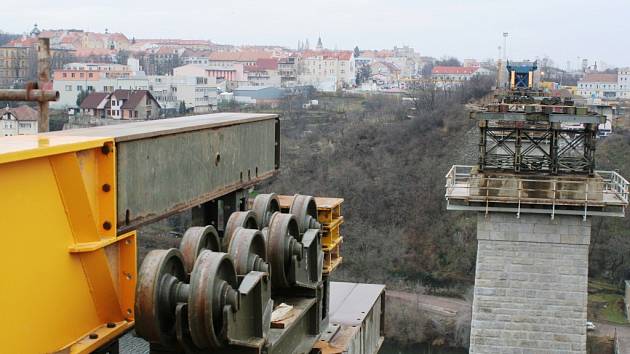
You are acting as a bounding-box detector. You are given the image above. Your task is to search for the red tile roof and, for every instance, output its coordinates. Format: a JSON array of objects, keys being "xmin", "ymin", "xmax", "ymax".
[
  {"xmin": 580, "ymin": 73, "xmax": 618, "ymax": 83},
  {"xmin": 431, "ymin": 66, "xmax": 478, "ymax": 75},
  {"xmin": 80, "ymin": 92, "xmax": 109, "ymax": 109},
  {"xmin": 209, "ymin": 51, "xmax": 274, "ymax": 62},
  {"xmin": 1, "ymin": 105, "xmax": 38, "ymax": 121},
  {"xmin": 301, "ymin": 50, "xmax": 353, "ymax": 61},
  {"xmin": 74, "ymin": 48, "xmax": 115, "ymax": 57},
  {"xmin": 111, "ymin": 89, "xmax": 161, "ymax": 109},
  {"xmin": 254, "ymin": 59, "xmax": 278, "ymax": 70}
]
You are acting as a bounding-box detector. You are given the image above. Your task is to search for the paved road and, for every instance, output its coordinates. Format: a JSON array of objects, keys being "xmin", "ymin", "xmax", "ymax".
[{"xmin": 386, "ymin": 290, "xmax": 469, "ymax": 317}]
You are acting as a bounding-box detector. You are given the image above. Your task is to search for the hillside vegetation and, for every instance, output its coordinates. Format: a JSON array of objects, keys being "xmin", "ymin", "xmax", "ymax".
[{"xmin": 264, "ymin": 83, "xmax": 630, "ymax": 293}]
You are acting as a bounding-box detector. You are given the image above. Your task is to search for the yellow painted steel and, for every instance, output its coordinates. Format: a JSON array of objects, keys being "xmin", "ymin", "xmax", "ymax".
[{"xmin": 0, "ymin": 134, "xmax": 136, "ymax": 353}]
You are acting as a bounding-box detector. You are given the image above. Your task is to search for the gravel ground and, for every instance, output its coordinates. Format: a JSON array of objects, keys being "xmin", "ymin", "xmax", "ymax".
[{"xmin": 120, "ymin": 332, "xmax": 149, "ymax": 354}]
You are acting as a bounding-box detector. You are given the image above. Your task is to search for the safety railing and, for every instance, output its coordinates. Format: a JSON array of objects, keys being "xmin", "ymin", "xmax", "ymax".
[{"xmin": 445, "ymin": 165, "xmax": 629, "ymax": 217}]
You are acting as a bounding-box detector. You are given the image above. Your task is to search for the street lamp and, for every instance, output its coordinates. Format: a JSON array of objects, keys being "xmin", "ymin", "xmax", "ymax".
[{"xmin": 503, "ymin": 32, "xmax": 509, "ymax": 62}]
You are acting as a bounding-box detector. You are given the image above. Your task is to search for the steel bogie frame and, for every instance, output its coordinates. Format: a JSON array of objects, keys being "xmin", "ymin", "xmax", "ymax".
[
  {"xmin": 0, "ymin": 135, "xmax": 136, "ymax": 353},
  {"xmin": 478, "ymin": 120, "xmax": 597, "ymax": 175}
]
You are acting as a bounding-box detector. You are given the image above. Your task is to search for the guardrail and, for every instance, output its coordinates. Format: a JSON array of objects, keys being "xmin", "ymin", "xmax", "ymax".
[{"xmin": 445, "ymin": 165, "xmax": 628, "ymax": 218}]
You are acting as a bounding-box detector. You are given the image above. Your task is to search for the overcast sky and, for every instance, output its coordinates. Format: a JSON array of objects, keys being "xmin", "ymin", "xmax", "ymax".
[{"xmin": 2, "ymin": 0, "xmax": 627, "ymax": 69}]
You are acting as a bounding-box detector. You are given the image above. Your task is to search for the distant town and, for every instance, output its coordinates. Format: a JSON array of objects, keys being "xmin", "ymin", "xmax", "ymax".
[{"xmin": 0, "ymin": 24, "xmax": 627, "ymax": 135}]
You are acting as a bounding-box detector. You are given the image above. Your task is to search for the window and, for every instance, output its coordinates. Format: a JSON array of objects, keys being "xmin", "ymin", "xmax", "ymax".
[
  {"xmin": 87, "ymin": 86, "xmax": 94, "ymax": 92},
  {"xmin": 79, "ymin": 73, "xmax": 84, "ymax": 78},
  {"xmin": 88, "ymin": 73, "xmax": 93, "ymax": 78},
  {"xmin": 71, "ymin": 73, "xmax": 75, "ymax": 78},
  {"xmin": 134, "ymin": 110, "xmax": 138, "ymax": 118},
  {"xmin": 62, "ymin": 73, "xmax": 67, "ymax": 78},
  {"xmin": 65, "ymin": 85, "xmax": 72, "ymax": 91},
  {"xmin": 77, "ymin": 85, "xmax": 83, "ymax": 91}
]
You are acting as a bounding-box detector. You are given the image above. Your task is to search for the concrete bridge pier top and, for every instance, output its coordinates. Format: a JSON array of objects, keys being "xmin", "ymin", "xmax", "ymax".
[{"xmin": 470, "ymin": 212, "xmax": 591, "ymax": 354}]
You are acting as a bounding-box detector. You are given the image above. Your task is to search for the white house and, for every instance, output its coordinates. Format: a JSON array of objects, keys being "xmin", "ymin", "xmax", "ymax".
[
  {"xmin": 577, "ymin": 69, "xmax": 630, "ymax": 99},
  {"xmin": 0, "ymin": 105, "xmax": 38, "ymax": 136}
]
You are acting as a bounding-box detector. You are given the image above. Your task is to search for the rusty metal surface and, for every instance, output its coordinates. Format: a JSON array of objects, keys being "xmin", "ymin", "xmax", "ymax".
[
  {"xmin": 316, "ymin": 282, "xmax": 385, "ymax": 354},
  {"xmin": 328, "ymin": 282, "xmax": 385, "ymax": 326},
  {"xmin": 179, "ymin": 225, "xmax": 220, "ymax": 274},
  {"xmin": 38, "ymin": 38, "xmax": 51, "ymax": 132},
  {"xmin": 0, "ymin": 88, "xmax": 59, "ymax": 102},
  {"xmin": 46, "ymin": 113, "xmax": 278, "ymax": 141},
  {"xmin": 47, "ymin": 114, "xmax": 279, "ymax": 232}
]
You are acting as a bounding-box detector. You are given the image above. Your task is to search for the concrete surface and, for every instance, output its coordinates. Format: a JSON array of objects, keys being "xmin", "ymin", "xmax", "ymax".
[{"xmin": 471, "ymin": 213, "xmax": 591, "ymax": 353}]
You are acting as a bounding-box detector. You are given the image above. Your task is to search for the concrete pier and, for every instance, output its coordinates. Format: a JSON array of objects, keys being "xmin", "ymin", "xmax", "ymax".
[{"xmin": 470, "ymin": 213, "xmax": 591, "ymax": 354}]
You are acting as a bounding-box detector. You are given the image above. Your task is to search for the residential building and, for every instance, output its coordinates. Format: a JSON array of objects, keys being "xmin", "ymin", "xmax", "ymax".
[
  {"xmin": 174, "ymin": 64, "xmax": 245, "ymax": 84},
  {"xmin": 577, "ymin": 70, "xmax": 630, "ymax": 99},
  {"xmin": 137, "ymin": 47, "xmax": 181, "ymax": 75},
  {"xmin": 208, "ymin": 50, "xmax": 274, "ymax": 68},
  {"xmin": 298, "ymin": 50, "xmax": 356, "ymax": 91},
  {"xmin": 148, "ymin": 75, "xmax": 218, "ymax": 113},
  {"xmin": 80, "ymin": 89, "xmax": 161, "ymax": 119},
  {"xmin": 245, "ymin": 59, "xmax": 281, "ymax": 87},
  {"xmin": 79, "ymin": 92, "xmax": 109, "ymax": 118},
  {"xmin": 0, "ymin": 46, "xmax": 33, "ymax": 87},
  {"xmin": 369, "ymin": 61, "xmax": 401, "ymax": 85},
  {"xmin": 431, "ymin": 66, "xmax": 492, "ymax": 87},
  {"xmin": 51, "ymin": 62, "xmax": 145, "ymax": 108},
  {"xmin": 0, "ymin": 105, "xmax": 38, "ymax": 136},
  {"xmin": 278, "ymin": 56, "xmax": 299, "ymax": 87},
  {"xmin": 181, "ymin": 50, "xmax": 213, "ymax": 65}
]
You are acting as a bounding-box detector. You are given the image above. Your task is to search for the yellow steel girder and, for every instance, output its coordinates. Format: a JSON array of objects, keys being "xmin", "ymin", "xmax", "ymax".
[{"xmin": 0, "ymin": 135, "xmax": 136, "ymax": 353}]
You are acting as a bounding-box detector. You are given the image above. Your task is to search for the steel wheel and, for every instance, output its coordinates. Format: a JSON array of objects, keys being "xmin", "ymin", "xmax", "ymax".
[
  {"xmin": 252, "ymin": 193, "xmax": 280, "ymax": 229},
  {"xmin": 223, "ymin": 211, "xmax": 257, "ymax": 250},
  {"xmin": 179, "ymin": 225, "xmax": 220, "ymax": 274},
  {"xmin": 188, "ymin": 251, "xmax": 239, "ymax": 349},
  {"xmin": 228, "ymin": 227, "xmax": 269, "ymax": 275},
  {"xmin": 267, "ymin": 212, "xmax": 302, "ymax": 288},
  {"xmin": 135, "ymin": 249, "xmax": 186, "ymax": 347},
  {"xmin": 289, "ymin": 194, "xmax": 320, "ymax": 236}
]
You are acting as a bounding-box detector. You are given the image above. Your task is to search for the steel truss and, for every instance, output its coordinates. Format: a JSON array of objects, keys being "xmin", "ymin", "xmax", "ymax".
[{"xmin": 479, "ymin": 122, "xmax": 596, "ymax": 175}]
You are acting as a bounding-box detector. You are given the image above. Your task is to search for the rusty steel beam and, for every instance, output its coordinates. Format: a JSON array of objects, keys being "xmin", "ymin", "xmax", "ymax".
[
  {"xmin": 0, "ymin": 89, "xmax": 59, "ymax": 102},
  {"xmin": 38, "ymin": 38, "xmax": 51, "ymax": 132}
]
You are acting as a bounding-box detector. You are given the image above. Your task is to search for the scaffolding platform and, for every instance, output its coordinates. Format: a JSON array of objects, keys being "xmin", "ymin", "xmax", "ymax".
[{"xmin": 445, "ymin": 165, "xmax": 628, "ymax": 218}]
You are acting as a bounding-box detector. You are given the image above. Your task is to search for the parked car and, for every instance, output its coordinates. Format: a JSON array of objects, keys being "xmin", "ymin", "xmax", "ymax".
[{"xmin": 586, "ymin": 321, "xmax": 596, "ymax": 331}]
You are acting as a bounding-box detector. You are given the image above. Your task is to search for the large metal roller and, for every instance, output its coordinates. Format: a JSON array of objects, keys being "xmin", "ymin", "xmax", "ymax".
[
  {"xmin": 179, "ymin": 225, "xmax": 221, "ymax": 274},
  {"xmin": 188, "ymin": 251, "xmax": 239, "ymax": 349},
  {"xmin": 252, "ymin": 193, "xmax": 280, "ymax": 229},
  {"xmin": 135, "ymin": 248, "xmax": 272, "ymax": 352},
  {"xmin": 289, "ymin": 194, "xmax": 321, "ymax": 235},
  {"xmin": 135, "ymin": 249, "xmax": 188, "ymax": 348},
  {"xmin": 228, "ymin": 227, "xmax": 269, "ymax": 275},
  {"xmin": 267, "ymin": 212, "xmax": 303, "ymax": 288},
  {"xmin": 223, "ymin": 210, "xmax": 258, "ymax": 250}
]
